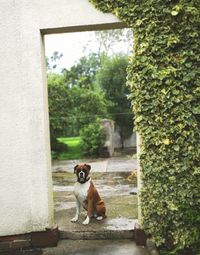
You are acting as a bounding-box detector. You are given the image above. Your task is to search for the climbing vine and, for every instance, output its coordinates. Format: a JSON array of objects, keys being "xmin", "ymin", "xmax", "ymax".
[{"xmin": 90, "ymin": 1, "xmax": 200, "ymax": 254}]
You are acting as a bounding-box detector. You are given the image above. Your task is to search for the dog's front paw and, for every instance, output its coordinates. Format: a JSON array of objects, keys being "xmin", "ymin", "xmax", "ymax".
[
  {"xmin": 96, "ymin": 216, "xmax": 103, "ymax": 221},
  {"xmin": 71, "ymin": 216, "xmax": 78, "ymax": 223},
  {"xmin": 82, "ymin": 216, "xmax": 90, "ymax": 225}
]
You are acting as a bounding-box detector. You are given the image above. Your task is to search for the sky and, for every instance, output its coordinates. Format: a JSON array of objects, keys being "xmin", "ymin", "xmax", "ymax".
[
  {"xmin": 44, "ymin": 29, "xmax": 132, "ymax": 72},
  {"xmin": 44, "ymin": 31, "xmax": 98, "ymax": 70}
]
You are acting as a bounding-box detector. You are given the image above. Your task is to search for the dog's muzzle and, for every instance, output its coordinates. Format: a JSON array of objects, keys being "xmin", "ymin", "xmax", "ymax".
[{"xmin": 78, "ymin": 171, "xmax": 85, "ymax": 183}]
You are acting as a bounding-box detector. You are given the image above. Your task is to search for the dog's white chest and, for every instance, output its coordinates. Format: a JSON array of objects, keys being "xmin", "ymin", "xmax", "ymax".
[{"xmin": 74, "ymin": 180, "xmax": 90, "ymax": 205}]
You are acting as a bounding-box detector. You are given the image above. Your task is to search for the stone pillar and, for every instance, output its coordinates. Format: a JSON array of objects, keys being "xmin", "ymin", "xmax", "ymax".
[{"xmin": 101, "ymin": 119, "xmax": 115, "ymax": 157}]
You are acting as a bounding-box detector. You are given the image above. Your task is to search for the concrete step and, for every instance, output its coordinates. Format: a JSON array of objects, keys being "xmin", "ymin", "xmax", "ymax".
[
  {"xmin": 57, "ymin": 215, "xmax": 138, "ymax": 240},
  {"xmin": 59, "ymin": 228, "xmax": 134, "ymax": 240}
]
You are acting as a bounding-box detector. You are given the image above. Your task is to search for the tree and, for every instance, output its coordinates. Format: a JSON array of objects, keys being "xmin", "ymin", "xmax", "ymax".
[
  {"xmin": 63, "ymin": 53, "xmax": 101, "ymax": 89},
  {"xmin": 46, "ymin": 51, "xmax": 63, "ymax": 73},
  {"xmin": 67, "ymin": 87, "xmax": 108, "ymax": 136},
  {"xmin": 96, "ymin": 54, "xmax": 134, "ymax": 148},
  {"xmin": 94, "ymin": 28, "xmax": 133, "ymax": 56},
  {"xmin": 81, "ymin": 28, "xmax": 133, "ymax": 58},
  {"xmin": 47, "ymin": 73, "xmax": 108, "ymax": 138},
  {"xmin": 47, "ymin": 33, "xmax": 134, "ymax": 151},
  {"xmin": 80, "ymin": 118, "xmax": 105, "ymax": 157},
  {"xmin": 47, "ymin": 73, "xmax": 72, "ymax": 152}
]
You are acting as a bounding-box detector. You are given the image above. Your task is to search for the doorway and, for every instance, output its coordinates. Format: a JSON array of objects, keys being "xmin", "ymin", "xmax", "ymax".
[{"xmin": 43, "ymin": 28, "xmax": 139, "ymax": 239}]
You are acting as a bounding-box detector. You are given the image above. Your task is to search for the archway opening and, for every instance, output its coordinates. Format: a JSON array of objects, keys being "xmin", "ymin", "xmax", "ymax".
[{"xmin": 43, "ymin": 27, "xmax": 139, "ymax": 237}]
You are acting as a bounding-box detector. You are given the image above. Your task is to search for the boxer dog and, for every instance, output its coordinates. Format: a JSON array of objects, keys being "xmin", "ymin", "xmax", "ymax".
[{"xmin": 71, "ymin": 163, "xmax": 106, "ymax": 225}]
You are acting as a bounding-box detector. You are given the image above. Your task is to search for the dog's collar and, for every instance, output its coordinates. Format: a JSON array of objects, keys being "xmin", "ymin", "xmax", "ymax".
[{"xmin": 77, "ymin": 176, "xmax": 91, "ymax": 184}]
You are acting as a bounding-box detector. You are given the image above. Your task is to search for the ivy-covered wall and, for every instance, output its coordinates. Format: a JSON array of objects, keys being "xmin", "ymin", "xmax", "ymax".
[{"xmin": 90, "ymin": 1, "xmax": 200, "ymax": 254}]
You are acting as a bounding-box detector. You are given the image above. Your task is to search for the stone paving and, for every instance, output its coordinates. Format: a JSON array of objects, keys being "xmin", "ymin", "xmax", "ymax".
[
  {"xmin": 42, "ymin": 239, "xmax": 150, "ymax": 255},
  {"xmin": 52, "ymin": 155, "xmax": 139, "ymax": 240},
  {"xmin": 4, "ymin": 240, "xmax": 150, "ymax": 255},
  {"xmin": 52, "ymin": 156, "xmax": 138, "ymax": 173}
]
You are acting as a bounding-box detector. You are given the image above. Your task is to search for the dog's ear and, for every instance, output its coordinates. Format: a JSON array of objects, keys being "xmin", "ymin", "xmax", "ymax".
[
  {"xmin": 84, "ymin": 164, "xmax": 91, "ymax": 171},
  {"xmin": 74, "ymin": 165, "xmax": 79, "ymax": 174}
]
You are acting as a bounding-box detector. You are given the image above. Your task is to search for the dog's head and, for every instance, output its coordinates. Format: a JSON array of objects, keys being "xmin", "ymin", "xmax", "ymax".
[{"xmin": 74, "ymin": 164, "xmax": 91, "ymax": 184}]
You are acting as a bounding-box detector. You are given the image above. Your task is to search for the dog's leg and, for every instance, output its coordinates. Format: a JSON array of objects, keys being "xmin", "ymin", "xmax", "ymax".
[
  {"xmin": 96, "ymin": 200, "xmax": 106, "ymax": 220},
  {"xmin": 96, "ymin": 216, "xmax": 104, "ymax": 220},
  {"xmin": 82, "ymin": 215, "xmax": 90, "ymax": 225},
  {"xmin": 82, "ymin": 198, "xmax": 93, "ymax": 225},
  {"xmin": 71, "ymin": 198, "xmax": 80, "ymax": 223}
]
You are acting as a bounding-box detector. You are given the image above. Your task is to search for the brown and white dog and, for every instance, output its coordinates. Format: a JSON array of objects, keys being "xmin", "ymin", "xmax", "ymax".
[{"xmin": 71, "ymin": 163, "xmax": 106, "ymax": 225}]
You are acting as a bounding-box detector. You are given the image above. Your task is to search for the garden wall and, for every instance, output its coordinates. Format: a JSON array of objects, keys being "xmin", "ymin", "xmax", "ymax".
[{"xmin": 0, "ymin": 0, "xmax": 124, "ymax": 236}]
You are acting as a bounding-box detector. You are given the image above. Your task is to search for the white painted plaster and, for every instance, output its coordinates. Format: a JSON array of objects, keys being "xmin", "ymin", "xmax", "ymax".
[{"xmin": 0, "ymin": 0, "xmax": 123, "ymax": 236}]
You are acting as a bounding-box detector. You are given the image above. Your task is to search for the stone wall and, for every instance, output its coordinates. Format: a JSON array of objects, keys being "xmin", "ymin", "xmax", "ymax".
[
  {"xmin": 114, "ymin": 132, "xmax": 136, "ymax": 149},
  {"xmin": 101, "ymin": 119, "xmax": 136, "ymax": 156},
  {"xmin": 101, "ymin": 119, "xmax": 115, "ymax": 157}
]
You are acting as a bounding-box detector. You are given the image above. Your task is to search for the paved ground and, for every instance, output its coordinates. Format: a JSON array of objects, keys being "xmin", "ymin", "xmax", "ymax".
[
  {"xmin": 5, "ymin": 240, "xmax": 149, "ymax": 255},
  {"xmin": 52, "ymin": 153, "xmax": 139, "ymax": 240},
  {"xmin": 52, "ymin": 156, "xmax": 138, "ymax": 173},
  {"xmin": 42, "ymin": 239, "xmax": 149, "ymax": 255}
]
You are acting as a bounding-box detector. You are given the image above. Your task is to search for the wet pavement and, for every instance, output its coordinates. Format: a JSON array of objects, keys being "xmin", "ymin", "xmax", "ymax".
[
  {"xmin": 42, "ymin": 239, "xmax": 149, "ymax": 255},
  {"xmin": 5, "ymin": 240, "xmax": 149, "ymax": 255},
  {"xmin": 52, "ymin": 155, "xmax": 139, "ymax": 240},
  {"xmin": 52, "ymin": 156, "xmax": 138, "ymax": 173}
]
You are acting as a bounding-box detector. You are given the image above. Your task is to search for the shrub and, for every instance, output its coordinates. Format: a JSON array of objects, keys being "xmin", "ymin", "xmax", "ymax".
[
  {"xmin": 80, "ymin": 119, "xmax": 105, "ymax": 157},
  {"xmin": 50, "ymin": 135, "xmax": 68, "ymax": 159}
]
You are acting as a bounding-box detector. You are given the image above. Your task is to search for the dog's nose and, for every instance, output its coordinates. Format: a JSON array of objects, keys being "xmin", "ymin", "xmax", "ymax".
[{"xmin": 80, "ymin": 172, "xmax": 84, "ymax": 177}]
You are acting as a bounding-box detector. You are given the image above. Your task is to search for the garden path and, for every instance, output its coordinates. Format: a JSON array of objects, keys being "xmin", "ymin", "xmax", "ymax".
[{"xmin": 52, "ymin": 155, "xmax": 139, "ymax": 240}]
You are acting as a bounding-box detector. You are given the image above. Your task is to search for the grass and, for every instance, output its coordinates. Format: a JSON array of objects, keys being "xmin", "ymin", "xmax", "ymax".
[{"xmin": 56, "ymin": 136, "xmax": 83, "ymax": 160}]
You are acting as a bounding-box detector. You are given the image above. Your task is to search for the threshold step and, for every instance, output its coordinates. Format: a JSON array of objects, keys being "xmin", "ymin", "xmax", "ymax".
[
  {"xmin": 58, "ymin": 218, "xmax": 138, "ymax": 240},
  {"xmin": 59, "ymin": 229, "xmax": 134, "ymax": 240}
]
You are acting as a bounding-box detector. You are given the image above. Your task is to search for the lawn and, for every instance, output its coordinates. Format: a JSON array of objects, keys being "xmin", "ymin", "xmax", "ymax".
[{"xmin": 57, "ymin": 137, "xmax": 83, "ymax": 160}]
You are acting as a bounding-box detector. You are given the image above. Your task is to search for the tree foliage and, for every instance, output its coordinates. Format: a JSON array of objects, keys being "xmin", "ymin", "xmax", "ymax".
[
  {"xmin": 81, "ymin": 28, "xmax": 133, "ymax": 57},
  {"xmin": 80, "ymin": 118, "xmax": 105, "ymax": 157},
  {"xmin": 66, "ymin": 87, "xmax": 108, "ymax": 136},
  {"xmin": 96, "ymin": 54, "xmax": 134, "ymax": 148},
  {"xmin": 46, "ymin": 51, "xmax": 63, "ymax": 73},
  {"xmin": 47, "ymin": 73, "xmax": 108, "ymax": 138},
  {"xmin": 94, "ymin": 29, "xmax": 133, "ymax": 56},
  {"xmin": 63, "ymin": 53, "xmax": 101, "ymax": 89},
  {"xmin": 90, "ymin": 0, "xmax": 200, "ymax": 254},
  {"xmin": 48, "ymin": 73, "xmax": 72, "ymax": 152},
  {"xmin": 47, "ymin": 34, "xmax": 134, "ymax": 155},
  {"xmin": 48, "ymin": 73, "xmax": 71, "ymax": 137}
]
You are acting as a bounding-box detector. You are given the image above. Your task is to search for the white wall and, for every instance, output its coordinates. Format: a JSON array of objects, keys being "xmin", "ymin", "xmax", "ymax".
[{"xmin": 0, "ymin": 0, "xmax": 124, "ymax": 236}]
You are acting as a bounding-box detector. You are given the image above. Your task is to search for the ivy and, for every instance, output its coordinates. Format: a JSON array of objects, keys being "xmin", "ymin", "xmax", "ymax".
[{"xmin": 90, "ymin": 0, "xmax": 200, "ymax": 254}]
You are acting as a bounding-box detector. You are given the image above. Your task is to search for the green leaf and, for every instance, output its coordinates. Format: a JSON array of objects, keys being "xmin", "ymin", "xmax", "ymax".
[{"xmin": 171, "ymin": 10, "xmax": 179, "ymax": 16}]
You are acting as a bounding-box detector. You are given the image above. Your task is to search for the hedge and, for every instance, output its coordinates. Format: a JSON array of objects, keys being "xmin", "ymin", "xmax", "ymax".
[{"xmin": 90, "ymin": 1, "xmax": 200, "ymax": 254}]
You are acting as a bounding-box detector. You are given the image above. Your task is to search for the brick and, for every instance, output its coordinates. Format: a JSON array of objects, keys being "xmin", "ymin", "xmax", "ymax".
[
  {"xmin": 0, "ymin": 241, "xmax": 11, "ymax": 251},
  {"xmin": 31, "ymin": 225, "xmax": 59, "ymax": 248},
  {"xmin": 11, "ymin": 240, "xmax": 31, "ymax": 249},
  {"xmin": 134, "ymin": 223, "xmax": 147, "ymax": 246},
  {"xmin": 0, "ymin": 234, "xmax": 30, "ymax": 242}
]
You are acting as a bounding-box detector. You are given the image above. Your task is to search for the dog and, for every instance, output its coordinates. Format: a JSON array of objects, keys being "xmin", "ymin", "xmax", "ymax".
[{"xmin": 71, "ymin": 163, "xmax": 106, "ymax": 225}]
